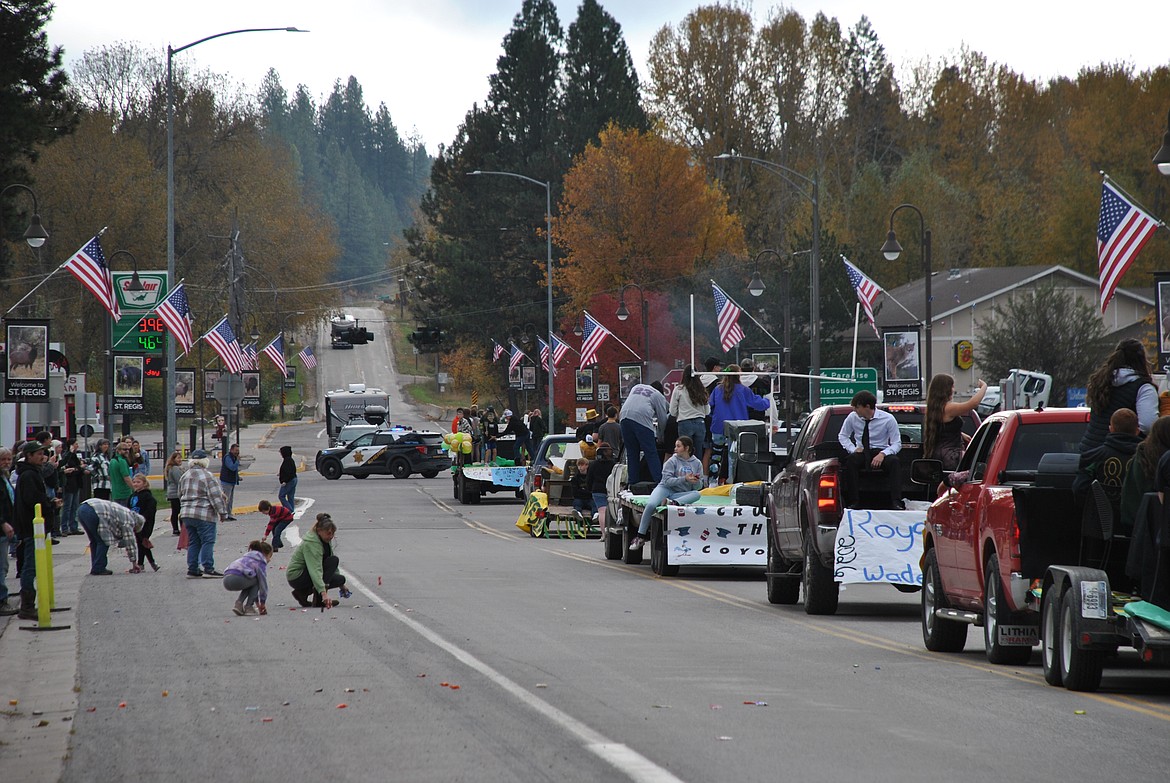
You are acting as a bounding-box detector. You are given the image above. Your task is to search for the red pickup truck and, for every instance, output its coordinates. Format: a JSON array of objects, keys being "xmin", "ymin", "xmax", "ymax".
[{"xmin": 922, "ymin": 406, "xmax": 1170, "ymax": 691}]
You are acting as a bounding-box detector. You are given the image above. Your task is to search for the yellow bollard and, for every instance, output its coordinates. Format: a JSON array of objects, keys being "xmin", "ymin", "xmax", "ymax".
[
  {"xmin": 41, "ymin": 503, "xmax": 56, "ymax": 610},
  {"xmin": 21, "ymin": 502, "xmax": 70, "ymax": 632},
  {"xmin": 33, "ymin": 503, "xmax": 50, "ymax": 626}
]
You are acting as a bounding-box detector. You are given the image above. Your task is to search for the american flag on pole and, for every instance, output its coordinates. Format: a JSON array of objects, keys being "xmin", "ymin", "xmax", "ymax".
[
  {"xmin": 508, "ymin": 342, "xmax": 527, "ymax": 372},
  {"xmin": 579, "ymin": 311, "xmax": 611, "ymax": 367},
  {"xmin": 298, "ymin": 345, "xmax": 317, "ymax": 370},
  {"xmin": 538, "ymin": 337, "xmax": 556, "ymax": 375},
  {"xmin": 262, "ymin": 334, "xmax": 287, "ymax": 377},
  {"xmin": 843, "ymin": 257, "xmax": 883, "ymax": 335},
  {"xmin": 64, "ymin": 235, "xmax": 121, "ymax": 322},
  {"xmin": 202, "ymin": 316, "xmax": 246, "ymax": 374},
  {"xmin": 492, "ymin": 340, "xmax": 504, "ymax": 363},
  {"xmin": 711, "ymin": 281, "xmax": 745, "ymax": 351},
  {"xmin": 1098, "ymin": 180, "xmax": 1160, "ymax": 313},
  {"xmin": 242, "ymin": 342, "xmax": 258, "ymax": 371},
  {"xmin": 155, "ymin": 283, "xmax": 194, "ymax": 355},
  {"xmin": 550, "ymin": 334, "xmax": 570, "ymax": 366}
]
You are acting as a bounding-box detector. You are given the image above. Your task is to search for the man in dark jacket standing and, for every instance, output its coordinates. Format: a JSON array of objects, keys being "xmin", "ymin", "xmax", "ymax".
[{"xmin": 14, "ymin": 441, "xmax": 61, "ymax": 619}]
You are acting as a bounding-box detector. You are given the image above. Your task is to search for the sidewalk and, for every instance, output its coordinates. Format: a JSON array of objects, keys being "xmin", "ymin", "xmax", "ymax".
[{"xmin": 0, "ymin": 420, "xmax": 314, "ymax": 781}]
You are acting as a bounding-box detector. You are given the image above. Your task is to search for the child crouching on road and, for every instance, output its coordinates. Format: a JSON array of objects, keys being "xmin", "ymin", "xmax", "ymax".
[
  {"xmin": 258, "ymin": 499, "xmax": 294, "ymax": 552},
  {"xmin": 223, "ymin": 540, "xmax": 272, "ymax": 616}
]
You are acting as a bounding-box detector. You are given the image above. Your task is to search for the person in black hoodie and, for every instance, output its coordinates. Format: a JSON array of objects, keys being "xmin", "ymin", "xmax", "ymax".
[
  {"xmin": 14, "ymin": 441, "xmax": 60, "ymax": 619},
  {"xmin": 1074, "ymin": 407, "xmax": 1142, "ymax": 508},
  {"xmin": 586, "ymin": 442, "xmax": 617, "ymax": 521},
  {"xmin": 277, "ymin": 446, "xmax": 297, "ymax": 512}
]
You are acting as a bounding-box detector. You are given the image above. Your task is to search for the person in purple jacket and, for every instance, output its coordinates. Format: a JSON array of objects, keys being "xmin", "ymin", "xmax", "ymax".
[
  {"xmin": 707, "ymin": 364, "xmax": 770, "ymax": 484},
  {"xmin": 223, "ymin": 540, "xmax": 273, "ymax": 616}
]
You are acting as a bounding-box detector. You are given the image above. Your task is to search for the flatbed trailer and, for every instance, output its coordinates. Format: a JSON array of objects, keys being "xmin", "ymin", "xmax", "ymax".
[{"xmin": 608, "ymin": 487, "xmax": 768, "ymax": 576}]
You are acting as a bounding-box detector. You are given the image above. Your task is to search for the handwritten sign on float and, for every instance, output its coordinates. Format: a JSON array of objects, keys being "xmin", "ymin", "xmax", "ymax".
[{"xmin": 832, "ymin": 508, "xmax": 926, "ymax": 585}]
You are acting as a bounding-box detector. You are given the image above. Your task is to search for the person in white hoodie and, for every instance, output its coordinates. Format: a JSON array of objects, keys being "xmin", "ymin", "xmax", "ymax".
[
  {"xmin": 1079, "ymin": 338, "xmax": 1157, "ymax": 455},
  {"xmin": 669, "ymin": 364, "xmax": 710, "ymax": 460},
  {"xmin": 628, "ymin": 436, "xmax": 704, "ymax": 551}
]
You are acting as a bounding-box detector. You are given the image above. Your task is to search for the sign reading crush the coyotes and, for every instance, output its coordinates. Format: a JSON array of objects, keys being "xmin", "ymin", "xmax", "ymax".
[{"xmin": 664, "ymin": 505, "xmax": 767, "ymax": 565}]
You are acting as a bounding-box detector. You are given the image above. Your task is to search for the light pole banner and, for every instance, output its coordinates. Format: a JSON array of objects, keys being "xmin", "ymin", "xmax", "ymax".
[
  {"xmin": 241, "ymin": 370, "xmax": 261, "ymax": 408},
  {"xmin": 174, "ymin": 369, "xmax": 195, "ymax": 416},
  {"xmin": 3, "ymin": 319, "xmax": 51, "ymax": 400},
  {"xmin": 112, "ymin": 353, "xmax": 144, "ymax": 413},
  {"xmin": 882, "ymin": 327, "xmax": 922, "ymax": 402}
]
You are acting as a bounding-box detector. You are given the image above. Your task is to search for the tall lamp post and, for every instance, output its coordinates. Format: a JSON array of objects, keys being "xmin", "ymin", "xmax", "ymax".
[
  {"xmin": 880, "ymin": 204, "xmax": 933, "ymax": 390},
  {"xmin": 714, "ymin": 153, "xmax": 821, "ymax": 403},
  {"xmin": 106, "ymin": 251, "xmax": 146, "ymax": 440},
  {"xmin": 1155, "ymin": 108, "xmax": 1170, "ymax": 175},
  {"xmin": 747, "ymin": 249, "xmax": 793, "ymax": 435},
  {"xmin": 467, "ymin": 170, "xmax": 555, "ymax": 432},
  {"xmin": 0, "ymin": 184, "xmax": 50, "ymax": 249},
  {"xmin": 165, "ymin": 25, "xmax": 305, "ymax": 456},
  {"xmin": 615, "ymin": 283, "xmax": 649, "ymax": 369}
]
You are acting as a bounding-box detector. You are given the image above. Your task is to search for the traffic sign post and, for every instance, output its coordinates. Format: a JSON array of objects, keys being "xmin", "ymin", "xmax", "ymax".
[
  {"xmin": 213, "ymin": 374, "xmax": 245, "ymax": 452},
  {"xmin": 817, "ymin": 367, "xmax": 878, "ymax": 406}
]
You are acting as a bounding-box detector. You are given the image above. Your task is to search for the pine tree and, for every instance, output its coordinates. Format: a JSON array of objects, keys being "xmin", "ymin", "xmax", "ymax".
[{"xmin": 561, "ymin": 0, "xmax": 648, "ymax": 158}]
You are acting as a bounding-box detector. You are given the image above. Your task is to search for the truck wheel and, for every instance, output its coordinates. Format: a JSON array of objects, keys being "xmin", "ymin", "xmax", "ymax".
[
  {"xmin": 1060, "ymin": 584, "xmax": 1105, "ymax": 692},
  {"xmin": 421, "ymin": 470, "xmax": 439, "ymax": 479},
  {"xmin": 458, "ymin": 473, "xmax": 472, "ymax": 505},
  {"xmin": 622, "ymin": 508, "xmax": 643, "ymax": 565},
  {"xmin": 1041, "ymin": 585, "xmax": 1063, "ymax": 686},
  {"xmin": 802, "ymin": 537, "xmax": 839, "ymax": 615},
  {"xmin": 603, "ymin": 524, "xmax": 622, "ymax": 560},
  {"xmin": 983, "ymin": 554, "xmax": 1032, "ymax": 665},
  {"xmin": 390, "ymin": 458, "xmax": 411, "ymax": 479},
  {"xmin": 766, "ymin": 531, "xmax": 799, "ymax": 605},
  {"xmin": 321, "ymin": 459, "xmax": 342, "ymax": 481},
  {"xmin": 453, "ymin": 476, "xmax": 461, "ymax": 500},
  {"xmin": 650, "ymin": 516, "xmax": 679, "ymax": 577},
  {"xmin": 921, "ymin": 549, "xmax": 968, "ymax": 652}
]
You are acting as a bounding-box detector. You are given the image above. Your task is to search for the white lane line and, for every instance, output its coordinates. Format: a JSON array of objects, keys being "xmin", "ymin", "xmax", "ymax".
[
  {"xmin": 345, "ymin": 572, "xmax": 685, "ymax": 783},
  {"xmin": 316, "ymin": 427, "xmax": 327, "ymax": 439},
  {"xmin": 282, "ymin": 500, "xmax": 683, "ymax": 783}
]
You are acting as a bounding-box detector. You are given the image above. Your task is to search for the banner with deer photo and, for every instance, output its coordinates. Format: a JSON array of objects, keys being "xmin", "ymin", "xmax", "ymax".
[{"xmin": 3, "ymin": 318, "xmax": 50, "ymax": 401}]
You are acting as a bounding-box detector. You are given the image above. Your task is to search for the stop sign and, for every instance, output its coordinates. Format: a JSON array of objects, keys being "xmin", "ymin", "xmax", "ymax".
[{"xmin": 660, "ymin": 369, "xmax": 683, "ymax": 403}]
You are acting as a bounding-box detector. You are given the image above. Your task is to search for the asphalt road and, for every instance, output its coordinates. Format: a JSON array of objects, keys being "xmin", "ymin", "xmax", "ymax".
[{"xmin": 38, "ymin": 312, "xmax": 1170, "ymax": 780}]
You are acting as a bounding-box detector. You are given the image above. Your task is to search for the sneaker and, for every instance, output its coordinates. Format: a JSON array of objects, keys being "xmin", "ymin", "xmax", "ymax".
[
  {"xmin": 186, "ymin": 571, "xmax": 204, "ymax": 579},
  {"xmin": 203, "ymin": 569, "xmax": 224, "ymax": 577},
  {"xmin": 338, "ymin": 587, "xmax": 352, "ymax": 599},
  {"xmin": 150, "ymin": 562, "xmax": 161, "ymax": 572},
  {"xmin": 226, "ymin": 516, "xmax": 237, "ymax": 521},
  {"xmin": 232, "ymin": 600, "xmax": 245, "ymax": 616},
  {"xmin": 0, "ymin": 600, "xmax": 18, "ymax": 616},
  {"xmin": 91, "ymin": 569, "xmax": 113, "ymax": 576},
  {"xmin": 243, "ymin": 604, "xmax": 259, "ymax": 615},
  {"xmin": 291, "ymin": 588, "xmax": 312, "ymax": 607},
  {"xmin": 629, "ymin": 535, "xmax": 646, "ymax": 550},
  {"xmin": 892, "ymin": 502, "xmax": 906, "ymax": 511}
]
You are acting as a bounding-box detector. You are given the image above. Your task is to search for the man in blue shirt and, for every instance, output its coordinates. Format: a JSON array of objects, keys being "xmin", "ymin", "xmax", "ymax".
[{"xmin": 837, "ymin": 391, "xmax": 904, "ymax": 510}]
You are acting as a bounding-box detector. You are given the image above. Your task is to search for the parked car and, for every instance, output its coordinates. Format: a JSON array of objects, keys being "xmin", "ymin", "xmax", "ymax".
[{"xmin": 316, "ymin": 428, "xmax": 450, "ymax": 480}]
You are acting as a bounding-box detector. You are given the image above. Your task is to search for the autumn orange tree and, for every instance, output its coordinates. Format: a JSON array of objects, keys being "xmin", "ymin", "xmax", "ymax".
[{"xmin": 554, "ymin": 124, "xmax": 745, "ymax": 312}]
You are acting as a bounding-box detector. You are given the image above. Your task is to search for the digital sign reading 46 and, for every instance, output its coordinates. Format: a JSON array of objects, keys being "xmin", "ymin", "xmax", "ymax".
[{"xmin": 113, "ymin": 312, "xmax": 168, "ymax": 353}]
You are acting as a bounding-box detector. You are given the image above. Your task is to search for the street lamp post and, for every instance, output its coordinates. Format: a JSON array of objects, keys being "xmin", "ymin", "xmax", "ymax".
[
  {"xmin": 715, "ymin": 153, "xmax": 821, "ymax": 403},
  {"xmin": 1155, "ymin": 108, "xmax": 1170, "ymax": 175},
  {"xmin": 747, "ymin": 249, "xmax": 799, "ymax": 437},
  {"xmin": 467, "ymin": 170, "xmax": 555, "ymax": 433},
  {"xmin": 0, "ymin": 184, "xmax": 50, "ymax": 248},
  {"xmin": 615, "ymin": 283, "xmax": 649, "ymax": 369},
  {"xmin": 106, "ymin": 250, "xmax": 146, "ymax": 441},
  {"xmin": 165, "ymin": 25, "xmax": 305, "ymax": 457},
  {"xmin": 880, "ymin": 204, "xmax": 933, "ymax": 391}
]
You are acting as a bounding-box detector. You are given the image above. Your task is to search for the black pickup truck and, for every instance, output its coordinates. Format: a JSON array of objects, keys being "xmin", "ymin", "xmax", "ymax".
[{"xmin": 762, "ymin": 403, "xmax": 980, "ymax": 615}]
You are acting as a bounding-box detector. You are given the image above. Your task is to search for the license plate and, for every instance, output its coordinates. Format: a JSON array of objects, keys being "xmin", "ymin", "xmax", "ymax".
[
  {"xmin": 997, "ymin": 625, "xmax": 1039, "ymax": 646},
  {"xmin": 1081, "ymin": 580, "xmax": 1108, "ymax": 619}
]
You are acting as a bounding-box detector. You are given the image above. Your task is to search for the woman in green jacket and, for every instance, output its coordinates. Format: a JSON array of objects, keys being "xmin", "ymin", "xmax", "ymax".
[{"xmin": 287, "ymin": 513, "xmax": 346, "ymax": 609}]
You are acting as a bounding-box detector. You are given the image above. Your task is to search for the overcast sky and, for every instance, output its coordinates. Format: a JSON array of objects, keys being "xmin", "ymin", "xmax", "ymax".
[{"xmin": 46, "ymin": 1, "xmax": 1170, "ymax": 155}]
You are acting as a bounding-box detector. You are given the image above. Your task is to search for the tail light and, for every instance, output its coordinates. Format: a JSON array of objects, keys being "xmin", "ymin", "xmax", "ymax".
[
  {"xmin": 415, "ymin": 446, "xmax": 427, "ymax": 455},
  {"xmin": 534, "ymin": 474, "xmax": 543, "ymax": 490},
  {"xmin": 817, "ymin": 471, "xmax": 839, "ymax": 514}
]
